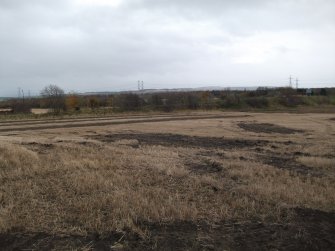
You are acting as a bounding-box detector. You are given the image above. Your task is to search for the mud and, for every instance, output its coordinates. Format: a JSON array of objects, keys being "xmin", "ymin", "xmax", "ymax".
[
  {"xmin": 238, "ymin": 122, "xmax": 304, "ymax": 134},
  {"xmin": 93, "ymin": 133, "xmax": 268, "ymax": 149},
  {"xmin": 1, "ymin": 208, "xmax": 334, "ymax": 251}
]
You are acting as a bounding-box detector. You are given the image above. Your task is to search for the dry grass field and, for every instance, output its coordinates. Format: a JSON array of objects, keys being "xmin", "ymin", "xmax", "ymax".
[{"xmin": 0, "ymin": 112, "xmax": 334, "ymax": 250}]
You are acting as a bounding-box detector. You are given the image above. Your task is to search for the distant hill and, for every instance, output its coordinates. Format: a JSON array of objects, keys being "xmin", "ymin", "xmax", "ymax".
[
  {"xmin": 0, "ymin": 97, "xmax": 11, "ymax": 101},
  {"xmin": 79, "ymin": 86, "xmax": 264, "ymax": 96}
]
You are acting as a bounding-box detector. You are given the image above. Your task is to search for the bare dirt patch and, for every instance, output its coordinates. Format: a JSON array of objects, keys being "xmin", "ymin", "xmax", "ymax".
[
  {"xmin": 238, "ymin": 122, "xmax": 304, "ymax": 134},
  {"xmin": 261, "ymin": 154, "xmax": 324, "ymax": 177},
  {"xmin": 92, "ymin": 133, "xmax": 268, "ymax": 149}
]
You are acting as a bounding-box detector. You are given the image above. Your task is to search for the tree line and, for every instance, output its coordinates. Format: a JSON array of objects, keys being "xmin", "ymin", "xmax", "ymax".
[{"xmin": 1, "ymin": 85, "xmax": 334, "ymax": 114}]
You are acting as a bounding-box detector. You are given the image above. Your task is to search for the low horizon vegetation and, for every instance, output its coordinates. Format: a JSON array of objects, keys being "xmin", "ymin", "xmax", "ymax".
[{"xmin": 0, "ymin": 86, "xmax": 335, "ymax": 119}]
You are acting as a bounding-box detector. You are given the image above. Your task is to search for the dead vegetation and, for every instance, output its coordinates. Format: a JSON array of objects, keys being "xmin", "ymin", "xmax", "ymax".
[{"xmin": 0, "ymin": 112, "xmax": 334, "ymax": 250}]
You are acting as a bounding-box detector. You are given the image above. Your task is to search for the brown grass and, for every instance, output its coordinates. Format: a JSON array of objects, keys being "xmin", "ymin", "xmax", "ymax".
[
  {"xmin": 297, "ymin": 156, "xmax": 335, "ymax": 170},
  {"xmin": 0, "ymin": 111, "xmax": 334, "ymax": 249}
]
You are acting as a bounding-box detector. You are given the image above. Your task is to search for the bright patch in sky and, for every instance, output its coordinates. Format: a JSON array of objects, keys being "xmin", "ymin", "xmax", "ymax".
[
  {"xmin": 231, "ymin": 32, "xmax": 295, "ymax": 64},
  {"xmin": 74, "ymin": 0, "xmax": 122, "ymax": 7}
]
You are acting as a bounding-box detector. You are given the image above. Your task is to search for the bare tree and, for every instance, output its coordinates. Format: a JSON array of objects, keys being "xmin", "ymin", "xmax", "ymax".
[{"xmin": 40, "ymin": 84, "xmax": 65, "ymax": 113}]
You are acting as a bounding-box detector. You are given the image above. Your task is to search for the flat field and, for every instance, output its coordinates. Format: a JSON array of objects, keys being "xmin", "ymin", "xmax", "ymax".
[{"xmin": 0, "ymin": 112, "xmax": 334, "ymax": 250}]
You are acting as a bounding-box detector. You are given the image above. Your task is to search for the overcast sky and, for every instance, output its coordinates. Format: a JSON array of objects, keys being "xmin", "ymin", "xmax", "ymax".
[{"xmin": 0, "ymin": 0, "xmax": 334, "ymax": 96}]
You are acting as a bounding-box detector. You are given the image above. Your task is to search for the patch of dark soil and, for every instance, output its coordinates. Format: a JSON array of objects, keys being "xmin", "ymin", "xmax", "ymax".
[
  {"xmin": 261, "ymin": 154, "xmax": 323, "ymax": 177},
  {"xmin": 293, "ymin": 151, "xmax": 312, "ymax": 157},
  {"xmin": 93, "ymin": 133, "xmax": 268, "ymax": 150},
  {"xmin": 133, "ymin": 208, "xmax": 335, "ymax": 251},
  {"xmin": 185, "ymin": 160, "xmax": 223, "ymax": 174},
  {"xmin": 291, "ymin": 207, "xmax": 335, "ymax": 250},
  {"xmin": 321, "ymin": 153, "xmax": 335, "ymax": 158},
  {"xmin": 283, "ymin": 140, "xmax": 295, "ymax": 145},
  {"xmin": 269, "ymin": 149, "xmax": 330, "ymax": 159},
  {"xmin": 1, "ymin": 209, "xmax": 334, "ymax": 250},
  {"xmin": 86, "ymin": 130, "xmax": 98, "ymax": 134},
  {"xmin": 238, "ymin": 122, "xmax": 304, "ymax": 134},
  {"xmin": 0, "ymin": 231, "xmax": 137, "ymax": 251},
  {"xmin": 196, "ymin": 150, "xmax": 222, "ymax": 157},
  {"xmin": 77, "ymin": 141, "xmax": 99, "ymax": 147},
  {"xmin": 225, "ymin": 208, "xmax": 335, "ymax": 251},
  {"xmin": 21, "ymin": 142, "xmax": 54, "ymax": 154}
]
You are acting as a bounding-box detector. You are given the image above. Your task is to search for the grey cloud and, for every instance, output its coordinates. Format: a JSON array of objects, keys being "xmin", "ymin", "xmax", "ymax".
[{"xmin": 0, "ymin": 0, "xmax": 334, "ymax": 96}]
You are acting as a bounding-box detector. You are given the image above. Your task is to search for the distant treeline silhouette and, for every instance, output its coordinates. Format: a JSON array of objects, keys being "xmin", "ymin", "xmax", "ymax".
[{"xmin": 1, "ymin": 86, "xmax": 334, "ymax": 114}]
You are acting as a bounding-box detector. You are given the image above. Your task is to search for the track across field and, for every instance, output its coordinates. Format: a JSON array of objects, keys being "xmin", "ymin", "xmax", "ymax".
[{"xmin": 0, "ymin": 113, "xmax": 249, "ymax": 133}]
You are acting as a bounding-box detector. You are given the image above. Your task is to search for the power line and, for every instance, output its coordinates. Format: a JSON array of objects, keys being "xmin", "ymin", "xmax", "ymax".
[{"xmin": 137, "ymin": 80, "xmax": 144, "ymax": 91}]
